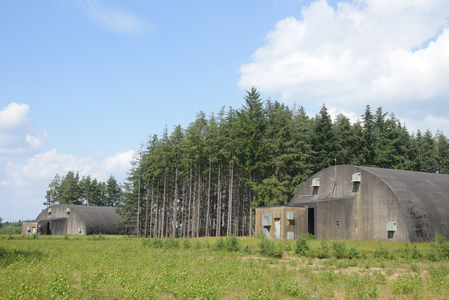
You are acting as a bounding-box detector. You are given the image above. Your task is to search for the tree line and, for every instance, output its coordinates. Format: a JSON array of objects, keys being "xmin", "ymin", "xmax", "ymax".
[
  {"xmin": 45, "ymin": 171, "xmax": 122, "ymax": 207},
  {"xmin": 117, "ymin": 87, "xmax": 449, "ymax": 238}
]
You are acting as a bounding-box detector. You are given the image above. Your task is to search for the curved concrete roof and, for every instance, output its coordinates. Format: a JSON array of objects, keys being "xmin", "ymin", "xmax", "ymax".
[{"xmin": 359, "ymin": 166, "xmax": 449, "ymax": 242}]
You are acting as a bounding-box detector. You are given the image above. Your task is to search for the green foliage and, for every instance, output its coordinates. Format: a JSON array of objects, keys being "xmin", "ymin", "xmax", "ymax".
[
  {"xmin": 331, "ymin": 239, "xmax": 346, "ymax": 259},
  {"xmin": 391, "ymin": 274, "xmax": 424, "ymax": 297},
  {"xmin": 149, "ymin": 236, "xmax": 163, "ymax": 248},
  {"xmin": 347, "ymin": 244, "xmax": 361, "ymax": 259},
  {"xmin": 225, "ymin": 234, "xmax": 240, "ymax": 252},
  {"xmin": 295, "ymin": 234, "xmax": 310, "ymax": 256},
  {"xmin": 64, "ymin": 235, "xmax": 70, "ymax": 240},
  {"xmin": 183, "ymin": 238, "xmax": 191, "ymax": 249},
  {"xmin": 212, "ymin": 238, "xmax": 225, "ymax": 251},
  {"xmin": 316, "ymin": 238, "xmax": 331, "ymax": 259},
  {"xmin": 163, "ymin": 236, "xmax": 180, "ymax": 249},
  {"xmin": 92, "ymin": 233, "xmax": 106, "ymax": 241},
  {"xmin": 243, "ymin": 245, "xmax": 251, "ymax": 255},
  {"xmin": 258, "ymin": 237, "xmax": 283, "ymax": 258},
  {"xmin": 373, "ymin": 243, "xmax": 391, "ymax": 260}
]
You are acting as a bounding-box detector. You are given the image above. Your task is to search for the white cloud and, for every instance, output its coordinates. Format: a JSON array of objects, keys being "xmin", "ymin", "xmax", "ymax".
[
  {"xmin": 0, "ymin": 103, "xmax": 47, "ymax": 157},
  {"xmin": 74, "ymin": 0, "xmax": 148, "ymax": 36},
  {"xmin": 2, "ymin": 148, "xmax": 135, "ymax": 187},
  {"xmin": 238, "ymin": 0, "xmax": 449, "ymax": 108}
]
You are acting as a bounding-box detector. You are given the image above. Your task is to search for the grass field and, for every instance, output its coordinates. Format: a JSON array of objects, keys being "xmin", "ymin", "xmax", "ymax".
[{"xmin": 1, "ymin": 234, "xmax": 449, "ymax": 299}]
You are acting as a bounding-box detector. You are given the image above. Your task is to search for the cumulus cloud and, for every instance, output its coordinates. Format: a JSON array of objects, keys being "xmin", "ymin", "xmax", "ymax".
[
  {"xmin": 74, "ymin": 0, "xmax": 148, "ymax": 36},
  {"xmin": 0, "ymin": 103, "xmax": 47, "ymax": 157},
  {"xmin": 238, "ymin": 0, "xmax": 449, "ymax": 107},
  {"xmin": 1, "ymin": 148, "xmax": 135, "ymax": 187}
]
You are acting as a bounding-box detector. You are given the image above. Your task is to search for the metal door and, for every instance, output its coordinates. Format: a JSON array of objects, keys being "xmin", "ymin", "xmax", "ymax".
[
  {"xmin": 274, "ymin": 218, "xmax": 280, "ymax": 239},
  {"xmin": 32, "ymin": 227, "xmax": 36, "ymax": 234}
]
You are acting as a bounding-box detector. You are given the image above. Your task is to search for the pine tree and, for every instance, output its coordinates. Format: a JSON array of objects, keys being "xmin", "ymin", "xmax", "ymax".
[{"xmin": 311, "ymin": 104, "xmax": 336, "ymax": 172}]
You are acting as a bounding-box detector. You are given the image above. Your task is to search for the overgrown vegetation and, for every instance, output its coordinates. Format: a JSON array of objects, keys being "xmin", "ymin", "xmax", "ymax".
[{"xmin": 3, "ymin": 234, "xmax": 449, "ymax": 299}]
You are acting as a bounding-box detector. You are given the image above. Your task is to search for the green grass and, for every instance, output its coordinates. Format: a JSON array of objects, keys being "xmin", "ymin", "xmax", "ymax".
[{"xmin": 0, "ymin": 234, "xmax": 448, "ymax": 299}]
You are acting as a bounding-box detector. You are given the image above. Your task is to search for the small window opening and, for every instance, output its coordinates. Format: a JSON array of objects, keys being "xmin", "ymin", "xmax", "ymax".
[
  {"xmin": 352, "ymin": 182, "xmax": 360, "ymax": 192},
  {"xmin": 312, "ymin": 186, "xmax": 319, "ymax": 195},
  {"xmin": 388, "ymin": 231, "xmax": 395, "ymax": 239},
  {"xmin": 336, "ymin": 221, "xmax": 340, "ymax": 226},
  {"xmin": 67, "ymin": 211, "xmax": 70, "ymax": 215}
]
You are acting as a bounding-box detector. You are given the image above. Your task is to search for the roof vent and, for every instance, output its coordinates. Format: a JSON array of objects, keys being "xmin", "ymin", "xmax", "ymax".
[
  {"xmin": 387, "ymin": 221, "xmax": 397, "ymax": 231},
  {"xmin": 352, "ymin": 172, "xmax": 361, "ymax": 182},
  {"xmin": 311, "ymin": 178, "xmax": 320, "ymax": 187}
]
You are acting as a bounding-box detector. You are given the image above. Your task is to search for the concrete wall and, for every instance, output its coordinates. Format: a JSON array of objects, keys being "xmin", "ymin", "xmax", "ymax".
[
  {"xmin": 255, "ymin": 206, "xmax": 307, "ymax": 240},
  {"xmin": 290, "ymin": 165, "xmax": 410, "ymax": 242},
  {"xmin": 35, "ymin": 204, "xmax": 120, "ymax": 235}
]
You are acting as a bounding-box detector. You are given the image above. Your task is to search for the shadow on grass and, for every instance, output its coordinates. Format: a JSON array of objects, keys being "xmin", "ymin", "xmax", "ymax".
[{"xmin": 0, "ymin": 247, "xmax": 47, "ymax": 268}]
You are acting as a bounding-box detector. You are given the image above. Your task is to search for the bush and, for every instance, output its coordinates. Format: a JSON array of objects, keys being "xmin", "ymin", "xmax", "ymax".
[
  {"xmin": 331, "ymin": 239, "xmax": 346, "ymax": 259},
  {"xmin": 225, "ymin": 234, "xmax": 240, "ymax": 252},
  {"xmin": 411, "ymin": 244, "xmax": 422, "ymax": 260},
  {"xmin": 32, "ymin": 233, "xmax": 39, "ymax": 240},
  {"xmin": 64, "ymin": 235, "xmax": 70, "ymax": 240},
  {"xmin": 429, "ymin": 232, "xmax": 449, "ymax": 261},
  {"xmin": 149, "ymin": 236, "xmax": 163, "ymax": 248},
  {"xmin": 258, "ymin": 237, "xmax": 283, "ymax": 258},
  {"xmin": 212, "ymin": 238, "xmax": 225, "ymax": 251},
  {"xmin": 347, "ymin": 244, "xmax": 361, "ymax": 259},
  {"xmin": 373, "ymin": 243, "xmax": 390, "ymax": 260},
  {"xmin": 391, "ymin": 274, "xmax": 424, "ymax": 297},
  {"xmin": 163, "ymin": 236, "xmax": 180, "ymax": 249},
  {"xmin": 243, "ymin": 245, "xmax": 251, "ymax": 255},
  {"xmin": 295, "ymin": 234, "xmax": 310, "ymax": 256},
  {"xmin": 183, "ymin": 239, "xmax": 191, "ymax": 249},
  {"xmin": 316, "ymin": 238, "xmax": 331, "ymax": 259},
  {"xmin": 93, "ymin": 233, "xmax": 105, "ymax": 241}
]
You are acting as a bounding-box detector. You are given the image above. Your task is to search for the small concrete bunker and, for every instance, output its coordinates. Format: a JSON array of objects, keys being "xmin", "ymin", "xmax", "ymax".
[
  {"xmin": 22, "ymin": 204, "xmax": 120, "ymax": 235},
  {"xmin": 256, "ymin": 165, "xmax": 449, "ymax": 242}
]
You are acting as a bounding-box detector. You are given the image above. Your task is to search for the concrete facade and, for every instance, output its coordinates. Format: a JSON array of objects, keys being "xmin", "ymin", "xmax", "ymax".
[
  {"xmin": 290, "ymin": 165, "xmax": 449, "ymax": 242},
  {"xmin": 255, "ymin": 206, "xmax": 308, "ymax": 240},
  {"xmin": 22, "ymin": 204, "xmax": 120, "ymax": 235}
]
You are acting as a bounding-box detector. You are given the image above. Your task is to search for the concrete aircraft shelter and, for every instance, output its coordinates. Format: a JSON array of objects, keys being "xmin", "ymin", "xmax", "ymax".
[
  {"xmin": 22, "ymin": 204, "xmax": 120, "ymax": 236},
  {"xmin": 257, "ymin": 165, "xmax": 449, "ymax": 242}
]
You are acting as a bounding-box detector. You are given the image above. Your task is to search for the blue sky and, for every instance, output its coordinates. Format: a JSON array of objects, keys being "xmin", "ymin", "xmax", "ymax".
[{"xmin": 1, "ymin": 0, "xmax": 449, "ymax": 222}]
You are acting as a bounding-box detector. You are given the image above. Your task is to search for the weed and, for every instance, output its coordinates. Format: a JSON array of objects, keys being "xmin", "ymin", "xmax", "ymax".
[
  {"xmin": 347, "ymin": 244, "xmax": 361, "ymax": 259},
  {"xmin": 332, "ymin": 239, "xmax": 346, "ymax": 259},
  {"xmin": 149, "ymin": 236, "xmax": 163, "ymax": 248},
  {"xmin": 385, "ymin": 269, "xmax": 394, "ymax": 276},
  {"xmin": 183, "ymin": 238, "xmax": 191, "ymax": 249},
  {"xmin": 317, "ymin": 238, "xmax": 331, "ymax": 259},
  {"xmin": 410, "ymin": 263, "xmax": 420, "ymax": 273},
  {"xmin": 411, "ymin": 244, "xmax": 422, "ymax": 259},
  {"xmin": 295, "ymin": 234, "xmax": 310, "ymax": 256},
  {"xmin": 373, "ymin": 243, "xmax": 390, "ymax": 260},
  {"xmin": 163, "ymin": 236, "xmax": 180, "ymax": 249},
  {"xmin": 391, "ymin": 274, "xmax": 424, "ymax": 298},
  {"xmin": 225, "ymin": 234, "xmax": 240, "ymax": 252},
  {"xmin": 64, "ymin": 235, "xmax": 70, "ymax": 240},
  {"xmin": 258, "ymin": 237, "xmax": 282, "ymax": 258},
  {"xmin": 244, "ymin": 245, "xmax": 251, "ymax": 255}
]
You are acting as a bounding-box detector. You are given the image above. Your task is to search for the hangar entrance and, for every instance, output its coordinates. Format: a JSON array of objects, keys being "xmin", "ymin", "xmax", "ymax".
[{"xmin": 308, "ymin": 208, "xmax": 314, "ymax": 235}]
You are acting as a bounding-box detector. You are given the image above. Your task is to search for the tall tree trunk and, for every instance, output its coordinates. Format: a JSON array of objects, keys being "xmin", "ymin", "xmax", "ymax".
[
  {"xmin": 149, "ymin": 180, "xmax": 154, "ymax": 238},
  {"xmin": 182, "ymin": 181, "xmax": 186, "ymax": 237},
  {"xmin": 206, "ymin": 154, "xmax": 211, "ymax": 237},
  {"xmin": 161, "ymin": 170, "xmax": 167, "ymax": 238},
  {"xmin": 173, "ymin": 165, "xmax": 178, "ymax": 237},
  {"xmin": 216, "ymin": 162, "xmax": 222, "ymax": 237},
  {"xmin": 145, "ymin": 181, "xmax": 149, "ymax": 237},
  {"xmin": 187, "ymin": 166, "xmax": 192, "ymax": 238},
  {"xmin": 137, "ymin": 177, "xmax": 141, "ymax": 238},
  {"xmin": 227, "ymin": 162, "xmax": 233, "ymax": 236},
  {"xmin": 196, "ymin": 161, "xmax": 201, "ymax": 238}
]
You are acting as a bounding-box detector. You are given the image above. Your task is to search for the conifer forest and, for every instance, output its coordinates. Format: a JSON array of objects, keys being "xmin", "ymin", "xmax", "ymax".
[{"xmin": 46, "ymin": 88, "xmax": 449, "ymax": 238}]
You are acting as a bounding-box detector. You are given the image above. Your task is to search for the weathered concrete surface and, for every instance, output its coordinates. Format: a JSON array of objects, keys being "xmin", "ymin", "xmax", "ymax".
[
  {"xmin": 35, "ymin": 204, "xmax": 120, "ymax": 235},
  {"xmin": 290, "ymin": 165, "xmax": 420, "ymax": 242},
  {"xmin": 255, "ymin": 206, "xmax": 307, "ymax": 240}
]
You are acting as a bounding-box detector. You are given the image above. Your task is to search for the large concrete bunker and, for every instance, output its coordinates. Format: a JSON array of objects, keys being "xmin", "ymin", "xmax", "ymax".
[
  {"xmin": 256, "ymin": 165, "xmax": 449, "ymax": 242},
  {"xmin": 22, "ymin": 204, "xmax": 120, "ymax": 235}
]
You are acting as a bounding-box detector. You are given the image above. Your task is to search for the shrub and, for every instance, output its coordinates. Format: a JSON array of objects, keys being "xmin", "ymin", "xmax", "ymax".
[
  {"xmin": 374, "ymin": 243, "xmax": 390, "ymax": 260},
  {"xmin": 282, "ymin": 240, "xmax": 292, "ymax": 252},
  {"xmin": 295, "ymin": 234, "xmax": 310, "ymax": 256},
  {"xmin": 429, "ymin": 232, "xmax": 449, "ymax": 261},
  {"xmin": 244, "ymin": 245, "xmax": 251, "ymax": 255},
  {"xmin": 316, "ymin": 238, "xmax": 331, "ymax": 259},
  {"xmin": 195, "ymin": 240, "xmax": 201, "ymax": 250},
  {"xmin": 163, "ymin": 236, "xmax": 180, "ymax": 249},
  {"xmin": 212, "ymin": 238, "xmax": 225, "ymax": 251},
  {"xmin": 331, "ymin": 239, "xmax": 346, "ymax": 259},
  {"xmin": 391, "ymin": 274, "xmax": 424, "ymax": 297},
  {"xmin": 32, "ymin": 233, "xmax": 39, "ymax": 240},
  {"xmin": 149, "ymin": 236, "xmax": 163, "ymax": 248},
  {"xmin": 411, "ymin": 244, "xmax": 422, "ymax": 260},
  {"xmin": 64, "ymin": 235, "xmax": 70, "ymax": 240},
  {"xmin": 183, "ymin": 239, "xmax": 191, "ymax": 249},
  {"xmin": 93, "ymin": 233, "xmax": 105, "ymax": 241},
  {"xmin": 347, "ymin": 244, "xmax": 361, "ymax": 259},
  {"xmin": 258, "ymin": 237, "xmax": 282, "ymax": 258},
  {"xmin": 225, "ymin": 235, "xmax": 240, "ymax": 252}
]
